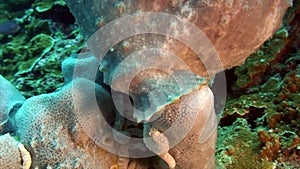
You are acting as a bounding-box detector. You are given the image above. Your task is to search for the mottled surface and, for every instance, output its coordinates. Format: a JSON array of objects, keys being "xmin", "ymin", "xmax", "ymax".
[
  {"xmin": 140, "ymin": 86, "xmax": 217, "ymax": 169},
  {"xmin": 66, "ymin": 0, "xmax": 290, "ymax": 76},
  {"xmin": 15, "ymin": 78, "xmax": 118, "ymax": 168},
  {"xmin": 0, "ymin": 134, "xmax": 22, "ymax": 169},
  {"xmin": 160, "ymin": 86, "xmax": 217, "ymax": 169},
  {"xmin": 61, "ymin": 51, "xmax": 100, "ymax": 84},
  {"xmin": 0, "ymin": 0, "xmax": 298, "ymax": 168}
]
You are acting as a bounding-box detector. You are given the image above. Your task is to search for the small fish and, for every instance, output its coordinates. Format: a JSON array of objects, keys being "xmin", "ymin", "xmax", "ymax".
[{"xmin": 0, "ymin": 20, "xmax": 20, "ymax": 35}]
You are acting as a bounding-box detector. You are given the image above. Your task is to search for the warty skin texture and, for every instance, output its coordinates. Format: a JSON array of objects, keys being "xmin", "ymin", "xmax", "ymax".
[{"xmin": 66, "ymin": 0, "xmax": 291, "ymax": 76}]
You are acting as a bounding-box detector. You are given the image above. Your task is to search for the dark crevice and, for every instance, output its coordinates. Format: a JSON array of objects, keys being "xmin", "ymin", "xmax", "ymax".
[
  {"xmin": 38, "ymin": 5, "xmax": 75, "ymax": 26},
  {"xmin": 219, "ymin": 107, "xmax": 265, "ymax": 128}
]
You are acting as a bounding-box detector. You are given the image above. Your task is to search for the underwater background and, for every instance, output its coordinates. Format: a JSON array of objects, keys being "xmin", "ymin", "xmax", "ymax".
[{"xmin": 0, "ymin": 0, "xmax": 299, "ymax": 168}]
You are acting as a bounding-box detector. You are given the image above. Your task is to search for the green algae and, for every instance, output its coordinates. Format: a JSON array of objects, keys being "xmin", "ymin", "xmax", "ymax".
[
  {"xmin": 233, "ymin": 27, "xmax": 288, "ymax": 90},
  {"xmin": 220, "ymin": 29, "xmax": 300, "ymax": 169},
  {"xmin": 217, "ymin": 118, "xmax": 275, "ymax": 169},
  {"xmin": 12, "ymin": 29, "xmax": 84, "ymax": 97},
  {"xmin": 219, "ymin": 3, "xmax": 300, "ymax": 166},
  {"xmin": 25, "ymin": 19, "xmax": 53, "ymax": 37},
  {"xmin": 34, "ymin": 0, "xmax": 66, "ymax": 12},
  {"xmin": 21, "ymin": 34, "xmax": 54, "ymax": 71},
  {"xmin": 0, "ymin": 1, "xmax": 84, "ymax": 97},
  {"xmin": 0, "ymin": 33, "xmax": 54, "ymax": 80}
]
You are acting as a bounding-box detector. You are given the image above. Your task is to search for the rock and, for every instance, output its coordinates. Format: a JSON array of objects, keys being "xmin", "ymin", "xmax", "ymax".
[
  {"xmin": 0, "ymin": 75, "xmax": 25, "ymax": 134},
  {"xmin": 61, "ymin": 51, "xmax": 100, "ymax": 84}
]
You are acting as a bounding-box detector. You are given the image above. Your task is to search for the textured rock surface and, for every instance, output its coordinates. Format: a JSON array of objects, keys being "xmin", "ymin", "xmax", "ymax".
[
  {"xmin": 65, "ymin": 0, "xmax": 291, "ymax": 76},
  {"xmin": 15, "ymin": 78, "xmax": 118, "ymax": 168},
  {"xmin": 148, "ymin": 86, "xmax": 217, "ymax": 169},
  {"xmin": 61, "ymin": 51, "xmax": 100, "ymax": 84},
  {"xmin": 108, "ymin": 85, "xmax": 217, "ymax": 169},
  {"xmin": 13, "ymin": 77, "xmax": 217, "ymax": 169},
  {"xmin": 118, "ymin": 69, "xmax": 208, "ymax": 122},
  {"xmin": 0, "ymin": 133, "xmax": 28, "ymax": 169},
  {"xmin": 0, "ymin": 75, "xmax": 25, "ymax": 133}
]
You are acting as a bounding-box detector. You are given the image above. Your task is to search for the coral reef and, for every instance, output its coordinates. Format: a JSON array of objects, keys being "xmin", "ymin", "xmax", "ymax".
[
  {"xmin": 0, "ymin": 0, "xmax": 83, "ymax": 97},
  {"xmin": 217, "ymin": 1, "xmax": 300, "ymax": 168},
  {"xmin": 62, "ymin": 3, "xmax": 291, "ymax": 168},
  {"xmin": 233, "ymin": 27, "xmax": 289, "ymax": 91},
  {"xmin": 217, "ymin": 118, "xmax": 280, "ymax": 169},
  {"xmin": 0, "ymin": 0, "xmax": 298, "ymax": 168}
]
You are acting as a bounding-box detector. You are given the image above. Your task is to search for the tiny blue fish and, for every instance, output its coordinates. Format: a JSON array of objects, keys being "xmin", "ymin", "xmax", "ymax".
[{"xmin": 0, "ymin": 20, "xmax": 20, "ymax": 35}]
